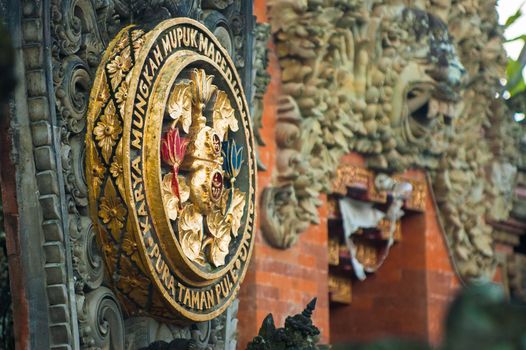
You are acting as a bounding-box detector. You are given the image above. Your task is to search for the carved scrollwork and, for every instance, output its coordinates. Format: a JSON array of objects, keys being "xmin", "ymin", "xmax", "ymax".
[
  {"xmin": 203, "ymin": 0, "xmax": 234, "ymax": 10},
  {"xmin": 74, "ymin": 218, "xmax": 105, "ymax": 291},
  {"xmin": 79, "ymin": 287, "xmax": 125, "ymax": 349},
  {"xmin": 56, "ymin": 56, "xmax": 91, "ymax": 133}
]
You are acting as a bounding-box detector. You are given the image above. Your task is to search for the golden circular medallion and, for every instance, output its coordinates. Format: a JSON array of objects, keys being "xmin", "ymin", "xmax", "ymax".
[{"xmin": 86, "ymin": 18, "xmax": 256, "ymax": 322}]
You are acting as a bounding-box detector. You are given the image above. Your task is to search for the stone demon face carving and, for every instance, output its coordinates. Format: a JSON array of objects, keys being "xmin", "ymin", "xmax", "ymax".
[{"xmin": 388, "ymin": 8, "xmax": 465, "ymax": 157}]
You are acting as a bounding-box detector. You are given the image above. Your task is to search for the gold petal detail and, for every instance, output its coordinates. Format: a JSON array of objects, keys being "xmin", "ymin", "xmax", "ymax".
[
  {"xmin": 224, "ymin": 188, "xmax": 246, "ymax": 237},
  {"xmin": 212, "ymin": 90, "xmax": 238, "ymax": 141},
  {"xmin": 178, "ymin": 204, "xmax": 203, "ymax": 262},
  {"xmin": 98, "ymin": 180, "xmax": 127, "ymax": 241},
  {"xmin": 210, "ymin": 233, "xmax": 231, "ymax": 267},
  {"xmin": 162, "ymin": 173, "xmax": 190, "ymax": 221},
  {"xmin": 167, "ymin": 82, "xmax": 193, "ymax": 133},
  {"xmin": 206, "ymin": 210, "xmax": 231, "ymax": 239},
  {"xmin": 115, "ymin": 80, "xmax": 128, "ymax": 117},
  {"xmin": 94, "ymin": 101, "xmax": 121, "ymax": 163},
  {"xmin": 107, "ymin": 48, "xmax": 132, "ymax": 90},
  {"xmin": 110, "ymin": 141, "xmax": 124, "ymax": 196},
  {"xmin": 191, "ymin": 68, "xmax": 217, "ymax": 114}
]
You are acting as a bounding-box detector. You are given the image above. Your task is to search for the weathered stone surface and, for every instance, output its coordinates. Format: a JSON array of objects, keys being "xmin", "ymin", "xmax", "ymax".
[{"xmin": 262, "ymin": 0, "xmax": 520, "ymax": 281}]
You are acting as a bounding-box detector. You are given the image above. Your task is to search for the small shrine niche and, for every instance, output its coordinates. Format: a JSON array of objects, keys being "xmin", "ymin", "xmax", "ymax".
[{"xmin": 327, "ymin": 163, "xmax": 427, "ymax": 304}]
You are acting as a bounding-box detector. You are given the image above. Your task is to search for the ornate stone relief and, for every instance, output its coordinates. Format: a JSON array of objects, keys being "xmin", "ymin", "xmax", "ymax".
[
  {"xmin": 86, "ymin": 19, "xmax": 256, "ymax": 322},
  {"xmin": 6, "ymin": 1, "xmax": 257, "ymax": 349},
  {"xmin": 263, "ymin": 0, "xmax": 519, "ymax": 281},
  {"xmin": 252, "ymin": 23, "xmax": 272, "ymax": 170}
]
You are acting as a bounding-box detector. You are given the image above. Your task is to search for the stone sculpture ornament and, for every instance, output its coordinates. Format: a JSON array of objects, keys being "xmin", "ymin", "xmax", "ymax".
[
  {"xmin": 86, "ymin": 18, "xmax": 256, "ymax": 322},
  {"xmin": 263, "ymin": 0, "xmax": 519, "ymax": 281}
]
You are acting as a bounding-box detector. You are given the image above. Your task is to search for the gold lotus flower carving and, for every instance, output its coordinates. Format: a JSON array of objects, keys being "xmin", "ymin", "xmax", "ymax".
[
  {"xmin": 191, "ymin": 68, "xmax": 217, "ymax": 116},
  {"xmin": 98, "ymin": 181, "xmax": 127, "ymax": 240},
  {"xmin": 94, "ymin": 101, "xmax": 122, "ymax": 163}
]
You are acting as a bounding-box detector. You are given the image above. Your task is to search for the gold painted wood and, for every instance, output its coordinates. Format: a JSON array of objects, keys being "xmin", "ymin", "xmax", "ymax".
[{"xmin": 86, "ymin": 18, "xmax": 256, "ymax": 322}]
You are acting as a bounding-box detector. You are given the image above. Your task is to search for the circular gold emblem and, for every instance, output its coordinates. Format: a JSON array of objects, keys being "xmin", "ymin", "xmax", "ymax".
[{"xmin": 86, "ymin": 18, "xmax": 256, "ymax": 322}]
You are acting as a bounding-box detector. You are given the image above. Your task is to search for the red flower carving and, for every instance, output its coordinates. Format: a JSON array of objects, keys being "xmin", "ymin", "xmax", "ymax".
[{"xmin": 161, "ymin": 127, "xmax": 188, "ymax": 208}]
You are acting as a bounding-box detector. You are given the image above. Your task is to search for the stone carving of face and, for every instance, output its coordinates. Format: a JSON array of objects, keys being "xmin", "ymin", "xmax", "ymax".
[{"xmin": 388, "ymin": 8, "xmax": 466, "ymax": 156}]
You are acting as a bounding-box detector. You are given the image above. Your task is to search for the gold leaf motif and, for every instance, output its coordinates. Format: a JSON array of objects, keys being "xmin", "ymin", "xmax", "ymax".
[
  {"xmin": 223, "ymin": 188, "xmax": 246, "ymax": 237},
  {"xmin": 132, "ymin": 29, "xmax": 146, "ymax": 53},
  {"xmin": 115, "ymin": 80, "xmax": 128, "ymax": 117},
  {"xmin": 110, "ymin": 141, "xmax": 124, "ymax": 195},
  {"xmin": 121, "ymin": 238, "xmax": 137, "ymax": 256},
  {"xmin": 162, "ymin": 173, "xmax": 190, "ymax": 221},
  {"xmin": 97, "ymin": 78, "xmax": 110, "ymax": 102},
  {"xmin": 206, "ymin": 210, "xmax": 231, "ymax": 239},
  {"xmin": 205, "ymin": 210, "xmax": 232, "ymax": 267},
  {"xmin": 167, "ymin": 82, "xmax": 193, "ymax": 133},
  {"xmin": 94, "ymin": 101, "xmax": 122, "ymax": 163},
  {"xmin": 213, "ymin": 90, "xmax": 238, "ymax": 141},
  {"xmin": 91, "ymin": 151, "xmax": 105, "ymax": 196},
  {"xmin": 178, "ymin": 204, "xmax": 204, "ymax": 262},
  {"xmin": 98, "ymin": 181, "xmax": 127, "ymax": 241},
  {"xmin": 209, "ymin": 233, "xmax": 232, "ymax": 267},
  {"xmin": 107, "ymin": 48, "xmax": 132, "ymax": 89}
]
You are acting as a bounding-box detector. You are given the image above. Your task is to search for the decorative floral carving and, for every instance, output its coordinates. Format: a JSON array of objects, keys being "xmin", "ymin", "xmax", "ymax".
[
  {"xmin": 178, "ymin": 204, "xmax": 204, "ymax": 263},
  {"xmin": 107, "ymin": 49, "xmax": 132, "ymax": 89},
  {"xmin": 213, "ymin": 90, "xmax": 238, "ymax": 140},
  {"xmin": 191, "ymin": 68, "xmax": 217, "ymax": 116},
  {"xmin": 110, "ymin": 141, "xmax": 124, "ymax": 195},
  {"xmin": 115, "ymin": 80, "xmax": 129, "ymax": 116},
  {"xmin": 205, "ymin": 210, "xmax": 232, "ymax": 267},
  {"xmin": 94, "ymin": 101, "xmax": 122, "ymax": 163},
  {"xmin": 162, "ymin": 173, "xmax": 190, "ymax": 221},
  {"xmin": 168, "ymin": 82, "xmax": 193, "ymax": 133},
  {"xmin": 98, "ymin": 181, "xmax": 127, "ymax": 240}
]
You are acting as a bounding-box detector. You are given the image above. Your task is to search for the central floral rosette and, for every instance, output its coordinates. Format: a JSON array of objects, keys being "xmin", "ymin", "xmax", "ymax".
[{"xmin": 160, "ymin": 68, "xmax": 245, "ymax": 268}]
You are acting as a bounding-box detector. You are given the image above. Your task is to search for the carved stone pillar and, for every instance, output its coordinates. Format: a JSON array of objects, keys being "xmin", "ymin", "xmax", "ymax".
[{"xmin": 0, "ymin": 1, "xmax": 261, "ymax": 349}]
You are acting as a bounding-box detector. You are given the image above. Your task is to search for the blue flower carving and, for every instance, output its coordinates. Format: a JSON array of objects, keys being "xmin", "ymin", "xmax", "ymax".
[{"xmin": 222, "ymin": 139, "xmax": 244, "ymax": 183}]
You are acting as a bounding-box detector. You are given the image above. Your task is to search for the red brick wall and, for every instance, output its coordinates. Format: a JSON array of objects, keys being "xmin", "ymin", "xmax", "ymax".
[
  {"xmin": 237, "ymin": 0, "xmax": 330, "ymax": 347},
  {"xmin": 423, "ymin": 172, "xmax": 461, "ymax": 345}
]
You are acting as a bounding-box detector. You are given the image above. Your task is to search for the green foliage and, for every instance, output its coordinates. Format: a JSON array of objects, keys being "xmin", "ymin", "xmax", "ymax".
[
  {"xmin": 503, "ymin": 3, "xmax": 526, "ymax": 103},
  {"xmin": 504, "ymin": 2, "xmax": 525, "ymax": 28}
]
